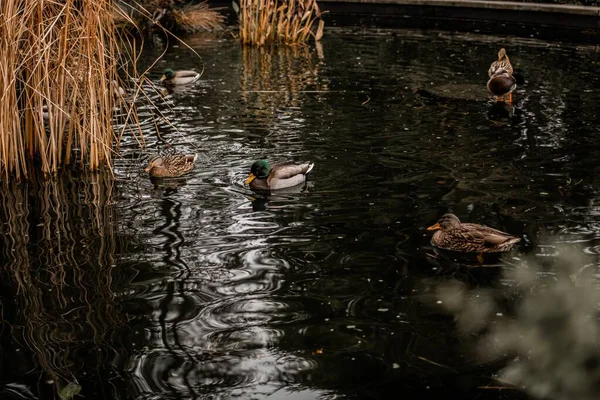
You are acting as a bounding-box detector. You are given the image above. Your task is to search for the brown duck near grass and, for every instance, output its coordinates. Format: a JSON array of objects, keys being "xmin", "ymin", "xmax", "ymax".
[
  {"xmin": 145, "ymin": 153, "xmax": 198, "ymax": 178},
  {"xmin": 427, "ymin": 213, "xmax": 520, "ymax": 262},
  {"xmin": 245, "ymin": 160, "xmax": 314, "ymax": 191},
  {"xmin": 487, "ymin": 48, "xmax": 517, "ymax": 104}
]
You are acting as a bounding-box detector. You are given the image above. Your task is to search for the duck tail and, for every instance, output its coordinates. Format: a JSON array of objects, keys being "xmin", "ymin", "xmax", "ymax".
[
  {"xmin": 305, "ymin": 162, "xmax": 315, "ymax": 175},
  {"xmin": 505, "ymin": 237, "xmax": 521, "ymax": 245}
]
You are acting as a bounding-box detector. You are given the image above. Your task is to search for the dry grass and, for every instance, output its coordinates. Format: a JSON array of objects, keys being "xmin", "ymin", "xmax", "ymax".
[
  {"xmin": 115, "ymin": 0, "xmax": 225, "ymax": 34},
  {"xmin": 0, "ymin": 0, "xmax": 214, "ymax": 181},
  {"xmin": 171, "ymin": 2, "xmax": 226, "ymax": 33},
  {"xmin": 237, "ymin": 0, "xmax": 325, "ymax": 46},
  {"xmin": 0, "ymin": 0, "xmax": 142, "ymax": 181}
]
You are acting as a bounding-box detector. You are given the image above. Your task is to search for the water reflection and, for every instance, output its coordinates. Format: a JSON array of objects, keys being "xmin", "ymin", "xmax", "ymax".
[
  {"xmin": 487, "ymin": 101, "xmax": 517, "ymax": 124},
  {"xmin": 2, "ymin": 28, "xmax": 600, "ymax": 400},
  {"xmin": 0, "ymin": 170, "xmax": 128, "ymax": 398},
  {"xmin": 240, "ymin": 44, "xmax": 328, "ymax": 114}
]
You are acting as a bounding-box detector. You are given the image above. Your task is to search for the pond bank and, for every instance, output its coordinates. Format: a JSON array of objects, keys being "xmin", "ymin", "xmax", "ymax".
[
  {"xmin": 324, "ymin": 0, "xmax": 600, "ymax": 16},
  {"xmin": 319, "ymin": 0, "xmax": 600, "ymax": 42},
  {"xmin": 214, "ymin": 0, "xmax": 600, "ymax": 43}
]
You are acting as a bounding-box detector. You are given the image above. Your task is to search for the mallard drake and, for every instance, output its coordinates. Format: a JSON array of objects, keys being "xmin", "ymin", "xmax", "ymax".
[
  {"xmin": 427, "ymin": 213, "xmax": 520, "ymax": 260},
  {"xmin": 487, "ymin": 48, "xmax": 517, "ymax": 104},
  {"xmin": 245, "ymin": 160, "xmax": 314, "ymax": 191},
  {"xmin": 144, "ymin": 153, "xmax": 198, "ymax": 178},
  {"xmin": 160, "ymin": 68, "xmax": 200, "ymax": 85}
]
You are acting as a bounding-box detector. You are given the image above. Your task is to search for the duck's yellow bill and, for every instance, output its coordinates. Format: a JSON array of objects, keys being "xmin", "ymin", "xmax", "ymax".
[
  {"xmin": 160, "ymin": 75, "xmax": 166, "ymax": 82},
  {"xmin": 427, "ymin": 223, "xmax": 441, "ymax": 231},
  {"xmin": 245, "ymin": 173, "xmax": 256, "ymax": 184}
]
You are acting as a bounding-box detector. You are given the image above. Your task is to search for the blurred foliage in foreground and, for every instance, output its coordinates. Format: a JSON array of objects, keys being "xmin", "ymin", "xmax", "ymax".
[{"xmin": 437, "ymin": 246, "xmax": 600, "ymax": 400}]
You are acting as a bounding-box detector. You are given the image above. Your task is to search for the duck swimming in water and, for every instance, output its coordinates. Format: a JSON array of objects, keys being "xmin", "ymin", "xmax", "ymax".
[
  {"xmin": 487, "ymin": 48, "xmax": 517, "ymax": 104},
  {"xmin": 145, "ymin": 153, "xmax": 198, "ymax": 178},
  {"xmin": 160, "ymin": 68, "xmax": 200, "ymax": 85},
  {"xmin": 245, "ymin": 160, "xmax": 314, "ymax": 191},
  {"xmin": 427, "ymin": 213, "xmax": 520, "ymax": 262}
]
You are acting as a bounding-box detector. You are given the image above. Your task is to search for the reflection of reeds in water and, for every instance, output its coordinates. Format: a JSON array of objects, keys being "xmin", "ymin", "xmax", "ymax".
[
  {"xmin": 0, "ymin": 170, "xmax": 126, "ymax": 388},
  {"xmin": 241, "ymin": 45, "xmax": 327, "ymax": 114},
  {"xmin": 237, "ymin": 0, "xmax": 324, "ymax": 46}
]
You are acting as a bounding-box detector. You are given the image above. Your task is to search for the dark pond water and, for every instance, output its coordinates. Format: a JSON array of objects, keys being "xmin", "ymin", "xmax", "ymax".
[{"xmin": 2, "ymin": 28, "xmax": 600, "ymax": 400}]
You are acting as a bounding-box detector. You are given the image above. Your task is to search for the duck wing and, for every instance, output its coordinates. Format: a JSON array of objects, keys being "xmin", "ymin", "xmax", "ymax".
[
  {"xmin": 453, "ymin": 227, "xmax": 487, "ymax": 246},
  {"xmin": 165, "ymin": 153, "xmax": 197, "ymax": 165},
  {"xmin": 488, "ymin": 60, "xmax": 513, "ymax": 77},
  {"xmin": 175, "ymin": 70, "xmax": 200, "ymax": 78},
  {"xmin": 171, "ymin": 71, "xmax": 200, "ymax": 85},
  {"xmin": 270, "ymin": 163, "xmax": 313, "ymax": 179},
  {"xmin": 461, "ymin": 223, "xmax": 520, "ymax": 246},
  {"xmin": 267, "ymin": 163, "xmax": 314, "ymax": 190}
]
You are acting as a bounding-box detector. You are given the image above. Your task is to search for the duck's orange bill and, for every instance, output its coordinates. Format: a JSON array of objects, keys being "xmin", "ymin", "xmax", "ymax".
[
  {"xmin": 427, "ymin": 223, "xmax": 441, "ymax": 231},
  {"xmin": 144, "ymin": 166, "xmax": 151, "ymax": 172},
  {"xmin": 245, "ymin": 173, "xmax": 256, "ymax": 184}
]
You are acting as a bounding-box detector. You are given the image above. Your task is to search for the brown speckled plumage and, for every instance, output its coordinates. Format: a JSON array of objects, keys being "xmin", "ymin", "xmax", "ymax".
[
  {"xmin": 488, "ymin": 48, "xmax": 513, "ymax": 77},
  {"xmin": 487, "ymin": 48, "xmax": 517, "ymax": 101},
  {"xmin": 145, "ymin": 153, "xmax": 197, "ymax": 178},
  {"xmin": 427, "ymin": 213, "xmax": 520, "ymax": 253}
]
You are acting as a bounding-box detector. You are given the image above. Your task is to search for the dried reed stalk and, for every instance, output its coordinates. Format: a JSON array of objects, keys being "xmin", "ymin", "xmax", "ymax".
[
  {"xmin": 0, "ymin": 0, "xmax": 138, "ymax": 180},
  {"xmin": 237, "ymin": 0, "xmax": 324, "ymax": 46}
]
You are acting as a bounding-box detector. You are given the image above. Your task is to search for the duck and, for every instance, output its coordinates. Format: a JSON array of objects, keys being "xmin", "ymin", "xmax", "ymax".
[
  {"xmin": 427, "ymin": 213, "xmax": 520, "ymax": 261},
  {"xmin": 487, "ymin": 48, "xmax": 517, "ymax": 104},
  {"xmin": 111, "ymin": 80, "xmax": 126, "ymax": 97},
  {"xmin": 41, "ymin": 104, "xmax": 71, "ymax": 121},
  {"xmin": 144, "ymin": 153, "xmax": 198, "ymax": 178},
  {"xmin": 244, "ymin": 160, "xmax": 314, "ymax": 191},
  {"xmin": 160, "ymin": 68, "xmax": 200, "ymax": 85}
]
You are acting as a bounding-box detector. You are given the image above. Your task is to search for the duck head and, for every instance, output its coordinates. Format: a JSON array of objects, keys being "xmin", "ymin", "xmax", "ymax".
[
  {"xmin": 245, "ymin": 160, "xmax": 271, "ymax": 184},
  {"xmin": 427, "ymin": 213, "xmax": 462, "ymax": 231},
  {"xmin": 161, "ymin": 68, "xmax": 175, "ymax": 82}
]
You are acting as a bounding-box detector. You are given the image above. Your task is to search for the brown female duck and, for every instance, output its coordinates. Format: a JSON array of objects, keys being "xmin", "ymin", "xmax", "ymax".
[
  {"xmin": 487, "ymin": 48, "xmax": 517, "ymax": 104},
  {"xmin": 427, "ymin": 213, "xmax": 520, "ymax": 261},
  {"xmin": 144, "ymin": 153, "xmax": 198, "ymax": 178},
  {"xmin": 245, "ymin": 159, "xmax": 314, "ymax": 191}
]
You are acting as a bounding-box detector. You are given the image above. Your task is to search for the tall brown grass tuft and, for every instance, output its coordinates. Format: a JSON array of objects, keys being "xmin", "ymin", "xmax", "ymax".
[
  {"xmin": 115, "ymin": 0, "xmax": 225, "ymax": 34},
  {"xmin": 0, "ymin": 0, "xmax": 137, "ymax": 180},
  {"xmin": 237, "ymin": 0, "xmax": 325, "ymax": 46},
  {"xmin": 171, "ymin": 2, "xmax": 226, "ymax": 33}
]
